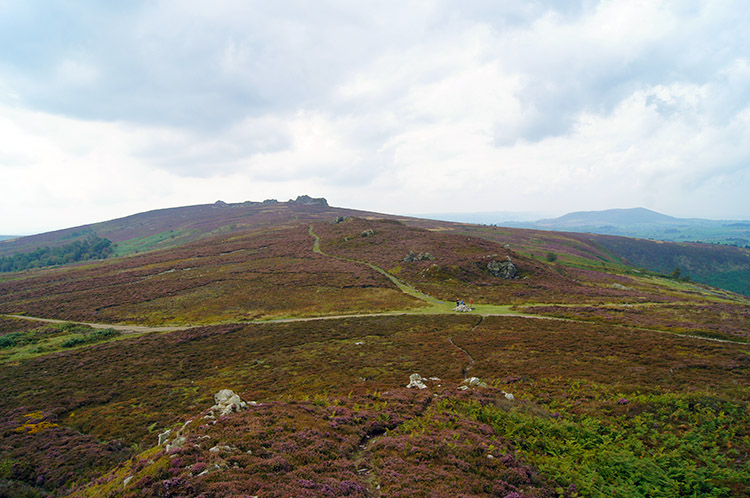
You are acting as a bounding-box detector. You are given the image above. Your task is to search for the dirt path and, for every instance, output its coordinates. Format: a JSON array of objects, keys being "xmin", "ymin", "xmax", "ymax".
[
  {"xmin": 2, "ymin": 314, "xmax": 190, "ymax": 334},
  {"xmin": 448, "ymin": 316, "xmax": 483, "ymax": 379},
  {"xmin": 309, "ymin": 225, "xmax": 443, "ymax": 306}
]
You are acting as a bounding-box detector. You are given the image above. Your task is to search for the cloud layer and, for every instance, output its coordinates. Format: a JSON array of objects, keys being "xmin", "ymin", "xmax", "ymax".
[{"xmin": 1, "ymin": 0, "xmax": 749, "ymax": 233}]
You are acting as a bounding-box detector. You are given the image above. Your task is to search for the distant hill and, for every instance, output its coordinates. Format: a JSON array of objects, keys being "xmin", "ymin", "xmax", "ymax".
[
  {"xmin": 536, "ymin": 207, "xmax": 679, "ymax": 227},
  {"xmin": 491, "ymin": 207, "xmax": 750, "ymax": 247},
  {"xmin": 0, "ymin": 236, "xmax": 18, "ymax": 242}
]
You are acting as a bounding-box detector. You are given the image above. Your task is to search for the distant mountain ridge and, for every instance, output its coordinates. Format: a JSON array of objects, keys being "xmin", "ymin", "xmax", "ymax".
[
  {"xmin": 490, "ymin": 207, "xmax": 750, "ymax": 247},
  {"xmin": 536, "ymin": 207, "xmax": 680, "ymax": 227}
]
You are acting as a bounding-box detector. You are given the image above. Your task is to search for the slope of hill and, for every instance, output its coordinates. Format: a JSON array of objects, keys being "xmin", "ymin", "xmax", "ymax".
[{"xmin": 1, "ymin": 202, "xmax": 749, "ymax": 497}]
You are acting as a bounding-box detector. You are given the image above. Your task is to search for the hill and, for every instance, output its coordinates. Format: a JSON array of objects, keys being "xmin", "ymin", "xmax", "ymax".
[
  {"xmin": 454, "ymin": 207, "xmax": 750, "ymax": 247},
  {"xmin": 536, "ymin": 207, "xmax": 679, "ymax": 227},
  {"xmin": 0, "ymin": 200, "xmax": 749, "ymax": 497}
]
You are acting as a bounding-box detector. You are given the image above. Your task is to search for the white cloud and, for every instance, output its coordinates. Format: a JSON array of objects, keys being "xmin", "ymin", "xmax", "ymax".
[{"xmin": 1, "ymin": 0, "xmax": 750, "ymax": 233}]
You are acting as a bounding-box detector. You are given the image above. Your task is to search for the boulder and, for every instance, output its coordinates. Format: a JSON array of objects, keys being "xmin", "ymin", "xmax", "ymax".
[
  {"xmin": 361, "ymin": 229, "xmax": 375, "ymax": 237},
  {"xmin": 462, "ymin": 377, "xmax": 488, "ymax": 388},
  {"xmin": 487, "ymin": 257, "xmax": 517, "ymax": 279},
  {"xmin": 403, "ymin": 251, "xmax": 435, "ymax": 262},
  {"xmin": 454, "ymin": 304, "xmax": 473, "ymax": 312},
  {"xmin": 406, "ymin": 373, "xmax": 427, "ymax": 389},
  {"xmin": 333, "ymin": 216, "xmax": 352, "ymax": 224},
  {"xmin": 157, "ymin": 429, "xmax": 172, "ymax": 446},
  {"xmin": 210, "ymin": 389, "xmax": 249, "ymax": 417}
]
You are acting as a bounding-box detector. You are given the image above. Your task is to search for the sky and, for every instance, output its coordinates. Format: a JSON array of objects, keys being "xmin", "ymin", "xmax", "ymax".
[{"xmin": 1, "ymin": 0, "xmax": 749, "ymax": 234}]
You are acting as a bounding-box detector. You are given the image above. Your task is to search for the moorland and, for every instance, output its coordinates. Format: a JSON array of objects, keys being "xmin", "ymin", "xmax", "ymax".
[{"xmin": 0, "ymin": 199, "xmax": 748, "ymax": 498}]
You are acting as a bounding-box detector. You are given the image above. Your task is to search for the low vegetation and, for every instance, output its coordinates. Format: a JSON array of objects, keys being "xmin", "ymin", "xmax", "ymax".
[
  {"xmin": 0, "ymin": 236, "xmax": 113, "ymax": 273},
  {"xmin": 0, "ymin": 208, "xmax": 748, "ymax": 497}
]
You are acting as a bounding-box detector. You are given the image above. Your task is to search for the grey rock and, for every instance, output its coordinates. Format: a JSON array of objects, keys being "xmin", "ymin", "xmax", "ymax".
[
  {"xmin": 403, "ymin": 251, "xmax": 435, "ymax": 262},
  {"xmin": 290, "ymin": 195, "xmax": 328, "ymax": 207},
  {"xmin": 462, "ymin": 377, "xmax": 488, "ymax": 388},
  {"xmin": 157, "ymin": 429, "xmax": 172, "ymax": 446},
  {"xmin": 406, "ymin": 373, "xmax": 427, "ymax": 389},
  {"xmin": 166, "ymin": 436, "xmax": 186, "ymax": 452},
  {"xmin": 361, "ymin": 229, "xmax": 375, "ymax": 237},
  {"xmin": 487, "ymin": 257, "xmax": 517, "ymax": 279}
]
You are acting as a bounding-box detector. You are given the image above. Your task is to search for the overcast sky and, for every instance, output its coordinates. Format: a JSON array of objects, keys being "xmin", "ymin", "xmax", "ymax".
[{"xmin": 1, "ymin": 0, "xmax": 749, "ymax": 234}]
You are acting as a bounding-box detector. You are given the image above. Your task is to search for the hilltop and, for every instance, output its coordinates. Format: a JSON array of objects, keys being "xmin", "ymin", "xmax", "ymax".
[{"xmin": 0, "ymin": 199, "xmax": 748, "ymax": 497}]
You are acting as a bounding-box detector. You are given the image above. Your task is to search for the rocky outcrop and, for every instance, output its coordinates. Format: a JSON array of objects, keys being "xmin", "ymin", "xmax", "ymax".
[
  {"xmin": 262, "ymin": 199, "xmax": 278, "ymax": 204},
  {"xmin": 333, "ymin": 216, "xmax": 352, "ymax": 224},
  {"xmin": 406, "ymin": 373, "xmax": 427, "ymax": 389},
  {"xmin": 454, "ymin": 304, "xmax": 473, "ymax": 312},
  {"xmin": 361, "ymin": 229, "xmax": 375, "ymax": 237},
  {"xmin": 403, "ymin": 251, "xmax": 435, "ymax": 262},
  {"xmin": 487, "ymin": 257, "xmax": 517, "ymax": 279},
  {"xmin": 462, "ymin": 377, "xmax": 488, "ymax": 388},
  {"xmin": 290, "ymin": 195, "xmax": 328, "ymax": 207},
  {"xmin": 210, "ymin": 389, "xmax": 250, "ymax": 417}
]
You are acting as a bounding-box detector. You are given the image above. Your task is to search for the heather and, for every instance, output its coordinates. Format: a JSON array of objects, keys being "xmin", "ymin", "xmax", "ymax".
[
  {"xmin": 2, "ymin": 313, "xmax": 748, "ymax": 496},
  {"xmin": 0, "ymin": 211, "xmax": 748, "ymax": 497}
]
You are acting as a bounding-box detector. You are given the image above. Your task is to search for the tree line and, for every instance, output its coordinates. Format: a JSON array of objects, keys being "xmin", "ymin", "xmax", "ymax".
[{"xmin": 0, "ymin": 236, "xmax": 114, "ymax": 272}]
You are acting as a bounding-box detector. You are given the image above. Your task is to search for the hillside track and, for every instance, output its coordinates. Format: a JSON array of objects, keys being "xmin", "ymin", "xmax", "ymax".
[
  {"xmin": 5, "ymin": 307, "xmax": 744, "ymax": 346},
  {"xmin": 2, "ymin": 314, "xmax": 190, "ymax": 334}
]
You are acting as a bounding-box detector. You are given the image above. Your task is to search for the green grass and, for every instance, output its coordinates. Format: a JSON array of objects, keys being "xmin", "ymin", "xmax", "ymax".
[{"xmin": 460, "ymin": 388, "xmax": 750, "ymax": 497}]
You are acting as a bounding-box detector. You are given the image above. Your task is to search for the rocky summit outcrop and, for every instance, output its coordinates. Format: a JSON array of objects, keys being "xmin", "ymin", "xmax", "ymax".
[
  {"xmin": 487, "ymin": 257, "xmax": 517, "ymax": 279},
  {"xmin": 403, "ymin": 251, "xmax": 435, "ymax": 262},
  {"xmin": 290, "ymin": 195, "xmax": 328, "ymax": 207}
]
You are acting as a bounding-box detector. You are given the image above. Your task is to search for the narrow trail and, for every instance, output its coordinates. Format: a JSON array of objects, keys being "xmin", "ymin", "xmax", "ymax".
[
  {"xmin": 449, "ymin": 316, "xmax": 483, "ymax": 379},
  {"xmin": 2, "ymin": 314, "xmax": 189, "ymax": 334},
  {"xmin": 309, "ymin": 225, "xmax": 443, "ymax": 307}
]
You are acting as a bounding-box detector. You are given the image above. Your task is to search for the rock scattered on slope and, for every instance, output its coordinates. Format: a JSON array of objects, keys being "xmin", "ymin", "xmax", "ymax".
[
  {"xmin": 462, "ymin": 377, "xmax": 488, "ymax": 388},
  {"xmin": 403, "ymin": 251, "xmax": 435, "ymax": 262},
  {"xmin": 361, "ymin": 229, "xmax": 375, "ymax": 237},
  {"xmin": 406, "ymin": 373, "xmax": 427, "ymax": 389},
  {"xmin": 487, "ymin": 257, "xmax": 517, "ymax": 279},
  {"xmin": 212, "ymin": 389, "xmax": 249, "ymax": 416}
]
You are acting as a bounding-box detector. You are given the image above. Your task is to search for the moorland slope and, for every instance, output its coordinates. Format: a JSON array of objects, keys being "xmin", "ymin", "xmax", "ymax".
[{"xmin": 0, "ymin": 201, "xmax": 748, "ymax": 498}]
